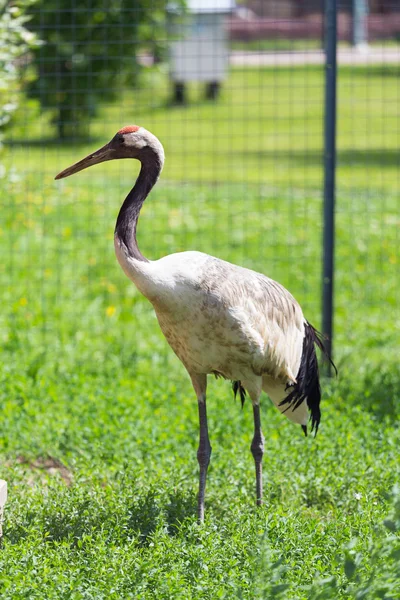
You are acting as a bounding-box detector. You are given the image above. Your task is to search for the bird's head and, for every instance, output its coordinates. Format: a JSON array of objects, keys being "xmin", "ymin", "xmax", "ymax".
[{"xmin": 55, "ymin": 125, "xmax": 164, "ymax": 180}]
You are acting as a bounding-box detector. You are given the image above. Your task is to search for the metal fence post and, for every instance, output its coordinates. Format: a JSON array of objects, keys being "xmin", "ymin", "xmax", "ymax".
[{"xmin": 322, "ymin": 0, "xmax": 337, "ymax": 375}]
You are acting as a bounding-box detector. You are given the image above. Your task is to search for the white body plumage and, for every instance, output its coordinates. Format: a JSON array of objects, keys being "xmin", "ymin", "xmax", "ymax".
[{"xmin": 115, "ymin": 245, "xmax": 309, "ymax": 426}]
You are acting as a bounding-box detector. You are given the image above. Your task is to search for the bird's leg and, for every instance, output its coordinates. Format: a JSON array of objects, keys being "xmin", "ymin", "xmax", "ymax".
[
  {"xmin": 197, "ymin": 396, "xmax": 211, "ymax": 522},
  {"xmin": 190, "ymin": 373, "xmax": 211, "ymax": 523},
  {"xmin": 251, "ymin": 403, "xmax": 265, "ymax": 506}
]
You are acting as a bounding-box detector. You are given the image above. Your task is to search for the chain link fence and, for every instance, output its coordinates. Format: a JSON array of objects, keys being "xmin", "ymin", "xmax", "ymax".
[{"xmin": 1, "ymin": 0, "xmax": 399, "ymax": 370}]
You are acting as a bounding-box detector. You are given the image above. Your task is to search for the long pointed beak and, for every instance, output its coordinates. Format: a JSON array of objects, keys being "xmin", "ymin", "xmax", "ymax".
[{"xmin": 55, "ymin": 142, "xmax": 114, "ymax": 180}]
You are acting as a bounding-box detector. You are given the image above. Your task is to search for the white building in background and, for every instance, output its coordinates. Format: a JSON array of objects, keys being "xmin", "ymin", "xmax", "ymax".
[{"xmin": 168, "ymin": 0, "xmax": 235, "ymax": 103}]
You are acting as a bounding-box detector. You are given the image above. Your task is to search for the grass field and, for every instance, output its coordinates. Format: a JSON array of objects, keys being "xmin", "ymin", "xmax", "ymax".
[{"xmin": 0, "ymin": 65, "xmax": 399, "ymax": 598}]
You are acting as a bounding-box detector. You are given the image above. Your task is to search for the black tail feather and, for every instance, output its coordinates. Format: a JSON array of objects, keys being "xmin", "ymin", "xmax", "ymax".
[
  {"xmin": 312, "ymin": 328, "xmax": 337, "ymax": 376},
  {"xmin": 232, "ymin": 380, "xmax": 246, "ymax": 408},
  {"xmin": 279, "ymin": 321, "xmax": 336, "ymax": 435}
]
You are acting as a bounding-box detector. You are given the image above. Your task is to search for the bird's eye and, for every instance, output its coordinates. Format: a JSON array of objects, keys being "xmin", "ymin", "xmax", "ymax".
[{"xmin": 117, "ymin": 134, "xmax": 124, "ymax": 144}]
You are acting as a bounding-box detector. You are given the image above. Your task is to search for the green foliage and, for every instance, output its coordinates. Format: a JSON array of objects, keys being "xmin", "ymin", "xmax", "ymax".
[
  {"xmin": 0, "ymin": 0, "xmax": 40, "ymax": 160},
  {"xmin": 25, "ymin": 0, "xmax": 175, "ymax": 138},
  {"xmin": 0, "ymin": 340, "xmax": 399, "ymax": 598},
  {"xmin": 303, "ymin": 486, "xmax": 400, "ymax": 599},
  {"xmin": 0, "ymin": 65, "xmax": 399, "ymax": 597},
  {"xmin": 253, "ymin": 477, "xmax": 400, "ymax": 599}
]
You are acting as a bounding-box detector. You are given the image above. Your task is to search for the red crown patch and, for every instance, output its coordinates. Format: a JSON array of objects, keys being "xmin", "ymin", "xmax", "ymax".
[{"xmin": 118, "ymin": 125, "xmax": 140, "ymax": 134}]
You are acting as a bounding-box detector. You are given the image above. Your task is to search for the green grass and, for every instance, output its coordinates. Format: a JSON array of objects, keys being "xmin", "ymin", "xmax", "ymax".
[
  {"xmin": 230, "ymin": 39, "xmax": 323, "ymax": 52},
  {"xmin": 230, "ymin": 39, "xmax": 400, "ymax": 53},
  {"xmin": 0, "ymin": 64, "xmax": 399, "ymax": 598}
]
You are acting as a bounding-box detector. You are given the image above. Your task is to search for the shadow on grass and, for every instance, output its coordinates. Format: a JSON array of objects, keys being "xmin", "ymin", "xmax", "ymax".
[
  {"xmin": 4, "ymin": 136, "xmax": 103, "ymax": 149},
  {"xmin": 247, "ymin": 148, "xmax": 399, "ymax": 168},
  {"xmin": 127, "ymin": 488, "xmax": 197, "ymax": 544},
  {"xmin": 5, "ymin": 486, "xmax": 198, "ymax": 547},
  {"xmin": 126, "ymin": 488, "xmax": 162, "ymax": 544},
  {"xmin": 165, "ymin": 490, "xmax": 197, "ymax": 536},
  {"xmin": 341, "ymin": 64, "xmax": 400, "ymax": 79},
  {"xmin": 5, "ymin": 501, "xmax": 107, "ymax": 546},
  {"xmin": 338, "ymin": 363, "xmax": 400, "ymax": 423}
]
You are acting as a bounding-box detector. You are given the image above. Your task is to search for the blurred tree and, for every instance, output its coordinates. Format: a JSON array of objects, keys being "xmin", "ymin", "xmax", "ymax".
[
  {"xmin": 0, "ymin": 0, "xmax": 40, "ymax": 139},
  {"xmin": 26, "ymin": 0, "xmax": 174, "ymax": 138}
]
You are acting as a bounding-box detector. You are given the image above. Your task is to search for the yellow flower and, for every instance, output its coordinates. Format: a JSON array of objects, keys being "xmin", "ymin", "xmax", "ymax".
[
  {"xmin": 107, "ymin": 282, "xmax": 117, "ymax": 293},
  {"xmin": 106, "ymin": 305, "xmax": 116, "ymax": 317}
]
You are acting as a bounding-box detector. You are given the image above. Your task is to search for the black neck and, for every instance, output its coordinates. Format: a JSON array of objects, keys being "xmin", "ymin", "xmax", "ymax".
[{"xmin": 115, "ymin": 147, "xmax": 162, "ymax": 261}]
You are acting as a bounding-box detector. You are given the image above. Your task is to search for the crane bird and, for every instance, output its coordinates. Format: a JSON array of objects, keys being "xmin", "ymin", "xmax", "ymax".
[{"xmin": 56, "ymin": 125, "xmax": 333, "ymax": 522}]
